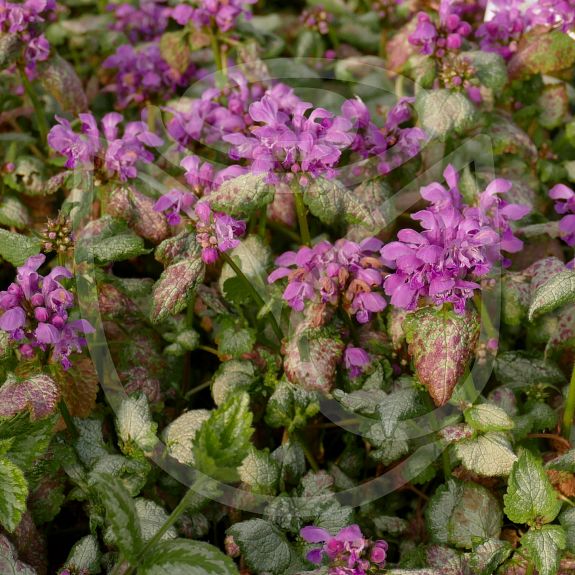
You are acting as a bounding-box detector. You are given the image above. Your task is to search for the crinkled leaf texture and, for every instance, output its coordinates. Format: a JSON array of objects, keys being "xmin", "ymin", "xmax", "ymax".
[
  {"xmin": 468, "ymin": 538, "xmax": 513, "ymax": 575},
  {"xmin": 199, "ymin": 173, "xmax": 274, "ymax": 217},
  {"xmin": 0, "ymin": 457, "xmax": 28, "ymax": 533},
  {"xmin": 63, "ymin": 534, "xmax": 101, "ymax": 574},
  {"xmin": 0, "ymin": 534, "xmax": 36, "ymax": 575},
  {"xmin": 228, "ymin": 518, "xmax": 294, "ymax": 575},
  {"xmin": 425, "ymin": 478, "xmax": 503, "ymax": 549},
  {"xmin": 140, "ymin": 539, "xmax": 239, "ymax": 575},
  {"xmin": 453, "ymin": 432, "xmax": 517, "ymax": 477},
  {"xmin": 521, "ymin": 524, "xmax": 566, "ymax": 575},
  {"xmin": 404, "ymin": 306, "xmax": 480, "ymax": 406},
  {"xmin": 0, "ymin": 373, "xmax": 60, "ymax": 421},
  {"xmin": 0, "ymin": 229, "xmax": 41, "ymax": 268},
  {"xmin": 114, "ymin": 394, "xmax": 158, "ymax": 456},
  {"xmin": 504, "ymin": 450, "xmax": 562, "ymax": 526},
  {"xmin": 464, "ymin": 403, "xmax": 515, "ymax": 433},
  {"xmin": 529, "ymin": 270, "xmax": 575, "ymax": 320},
  {"xmin": 192, "ymin": 393, "xmax": 254, "ymax": 482},
  {"xmin": 92, "ymin": 471, "xmax": 143, "ymax": 563},
  {"xmin": 162, "ymin": 409, "xmax": 210, "ymax": 465}
]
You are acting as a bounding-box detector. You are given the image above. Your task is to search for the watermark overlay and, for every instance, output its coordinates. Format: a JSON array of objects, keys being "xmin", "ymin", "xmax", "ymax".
[{"xmin": 70, "ymin": 56, "xmax": 504, "ymax": 516}]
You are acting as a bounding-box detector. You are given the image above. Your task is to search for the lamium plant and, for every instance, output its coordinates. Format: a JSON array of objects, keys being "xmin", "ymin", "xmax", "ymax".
[{"xmin": 1, "ymin": 0, "xmax": 575, "ymax": 574}]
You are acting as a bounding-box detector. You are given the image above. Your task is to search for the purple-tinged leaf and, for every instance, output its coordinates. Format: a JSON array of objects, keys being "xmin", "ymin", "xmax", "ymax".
[
  {"xmin": 108, "ymin": 187, "xmax": 169, "ymax": 245},
  {"xmin": 0, "ymin": 373, "xmax": 60, "ymax": 421},
  {"xmin": 404, "ymin": 306, "xmax": 480, "ymax": 406},
  {"xmin": 151, "ymin": 256, "xmax": 205, "ymax": 323}
]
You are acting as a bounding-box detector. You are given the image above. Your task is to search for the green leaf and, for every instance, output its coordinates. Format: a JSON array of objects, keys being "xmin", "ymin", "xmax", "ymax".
[
  {"xmin": 228, "ymin": 519, "xmax": 292, "ymax": 575},
  {"xmin": 465, "ymin": 50, "xmax": 508, "ymax": 91},
  {"xmin": 115, "ymin": 394, "xmax": 158, "ymax": 457},
  {"xmin": 0, "ymin": 534, "xmax": 36, "ymax": 575},
  {"xmin": 546, "ymin": 450, "xmax": 575, "ymax": 473},
  {"xmin": 504, "ymin": 450, "xmax": 561, "ymax": 526},
  {"xmin": 265, "ymin": 379, "xmax": 319, "ymax": 431},
  {"xmin": 538, "ymin": 84, "xmax": 569, "ymax": 130},
  {"xmin": 464, "ymin": 404, "xmax": 515, "ymax": 432},
  {"xmin": 63, "ymin": 534, "xmax": 101, "ymax": 574},
  {"xmin": 468, "ymin": 538, "xmax": 513, "ymax": 575},
  {"xmin": 529, "ymin": 270, "xmax": 575, "ymax": 320},
  {"xmin": 521, "ymin": 525, "xmax": 566, "ymax": 575},
  {"xmin": 238, "ymin": 447, "xmax": 280, "ymax": 495},
  {"xmin": 192, "ymin": 393, "xmax": 253, "ymax": 482},
  {"xmin": 74, "ymin": 418, "xmax": 109, "ymax": 467},
  {"xmin": 425, "ymin": 479, "xmax": 503, "ymax": 549},
  {"xmin": 0, "ymin": 33, "xmax": 22, "ymax": 70},
  {"xmin": 214, "ymin": 316, "xmax": 256, "ymax": 358},
  {"xmin": 140, "ymin": 539, "xmax": 239, "ymax": 575},
  {"xmin": 76, "ymin": 218, "xmax": 150, "ymax": 264},
  {"xmin": 92, "ymin": 471, "xmax": 143, "ymax": 563},
  {"xmin": 0, "ymin": 195, "xmax": 30, "ymax": 229},
  {"xmin": 162, "ymin": 409, "xmax": 210, "ymax": 465},
  {"xmin": 199, "ymin": 173, "xmax": 274, "ymax": 218},
  {"xmin": 404, "ymin": 306, "xmax": 480, "ymax": 406},
  {"xmin": 90, "ymin": 454, "xmax": 150, "ymax": 498},
  {"xmin": 0, "ymin": 457, "xmax": 28, "ymax": 532},
  {"xmin": 415, "ymin": 89, "xmax": 478, "ymax": 140},
  {"xmin": 559, "ymin": 507, "xmax": 575, "ymax": 554},
  {"xmin": 211, "ymin": 360, "xmax": 256, "ymax": 407},
  {"xmin": 159, "ymin": 30, "xmax": 191, "ymax": 74},
  {"xmin": 0, "ymin": 229, "xmax": 41, "ymax": 267},
  {"xmin": 5, "ymin": 415, "xmax": 56, "ymax": 472},
  {"xmin": 508, "ymin": 29, "xmax": 575, "ymax": 80},
  {"xmin": 303, "ymin": 177, "xmax": 379, "ymax": 229},
  {"xmin": 453, "ymin": 432, "xmax": 517, "ymax": 477},
  {"xmin": 105, "ymin": 498, "xmax": 176, "ymax": 548},
  {"xmin": 151, "ymin": 256, "xmax": 205, "ymax": 323},
  {"xmin": 494, "ymin": 352, "xmax": 565, "ymax": 390}
]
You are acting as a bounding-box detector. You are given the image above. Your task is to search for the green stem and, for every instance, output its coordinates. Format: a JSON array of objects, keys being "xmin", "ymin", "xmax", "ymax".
[
  {"xmin": 267, "ymin": 220, "xmax": 301, "ymax": 243},
  {"xmin": 295, "ymin": 432, "xmax": 319, "ymax": 472},
  {"xmin": 473, "ymin": 293, "xmax": 498, "ymax": 341},
  {"xmin": 562, "ymin": 359, "xmax": 575, "ymax": 441},
  {"xmin": 209, "ymin": 27, "xmax": 226, "ymax": 86},
  {"xmin": 220, "ymin": 252, "xmax": 284, "ymax": 343},
  {"xmin": 525, "ymin": 562, "xmax": 534, "ymax": 575},
  {"xmin": 123, "ymin": 480, "xmax": 210, "ymax": 575},
  {"xmin": 258, "ymin": 210, "xmax": 267, "ymax": 238},
  {"xmin": 58, "ymin": 399, "xmax": 78, "ymax": 439},
  {"xmin": 19, "ymin": 67, "xmax": 48, "ymax": 148},
  {"xmin": 292, "ymin": 184, "xmax": 311, "ymax": 247}
]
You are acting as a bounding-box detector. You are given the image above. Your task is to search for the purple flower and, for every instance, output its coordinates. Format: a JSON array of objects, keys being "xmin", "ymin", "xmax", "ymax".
[
  {"xmin": 154, "ymin": 189, "xmax": 197, "ymax": 226},
  {"xmin": 0, "ymin": 0, "xmax": 55, "ymax": 77},
  {"xmin": 0, "ymin": 254, "xmax": 94, "ymax": 369},
  {"xmin": 48, "ymin": 112, "xmax": 162, "ymax": 181},
  {"xmin": 527, "ymin": 0, "xmax": 575, "ymax": 32},
  {"xmin": 268, "ymin": 238, "xmax": 387, "ymax": 323},
  {"xmin": 300, "ymin": 524, "xmax": 388, "ymax": 574},
  {"xmin": 382, "ymin": 165, "xmax": 530, "ymax": 314},
  {"xmin": 103, "ymin": 42, "xmax": 195, "ymax": 110},
  {"xmin": 476, "ymin": 6, "xmax": 528, "ymax": 60},
  {"xmin": 550, "ymin": 183, "xmax": 575, "ymax": 246},
  {"xmin": 194, "ymin": 202, "xmax": 246, "ymax": 263},
  {"xmin": 170, "ymin": 0, "xmax": 256, "ymax": 32},
  {"xmin": 344, "ymin": 346, "xmax": 371, "ymax": 378},
  {"xmin": 108, "ymin": 0, "xmax": 171, "ymax": 43},
  {"xmin": 224, "ymin": 95, "xmax": 355, "ymax": 185},
  {"xmin": 409, "ymin": 1, "xmax": 472, "ymax": 58}
]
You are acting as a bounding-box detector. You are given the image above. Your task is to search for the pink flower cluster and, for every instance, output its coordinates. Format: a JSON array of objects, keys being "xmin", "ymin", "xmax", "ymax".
[
  {"xmin": 268, "ymin": 238, "xmax": 387, "ymax": 323},
  {"xmin": 0, "ymin": 255, "xmax": 94, "ymax": 369},
  {"xmin": 172, "ymin": 0, "xmax": 256, "ymax": 32},
  {"xmin": 301, "ymin": 524, "xmax": 388, "ymax": 575},
  {"xmin": 47, "ymin": 112, "xmax": 162, "ymax": 181},
  {"xmin": 0, "ymin": 0, "xmax": 55, "ymax": 76},
  {"xmin": 382, "ymin": 165, "xmax": 530, "ymax": 313},
  {"xmin": 549, "ymin": 184, "xmax": 575, "ymax": 247}
]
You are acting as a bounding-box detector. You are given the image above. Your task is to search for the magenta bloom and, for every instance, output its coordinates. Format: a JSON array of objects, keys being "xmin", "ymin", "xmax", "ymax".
[
  {"xmin": 108, "ymin": 0, "xmax": 171, "ymax": 43},
  {"xmin": 476, "ymin": 6, "xmax": 528, "ymax": 60},
  {"xmin": 343, "ymin": 97, "xmax": 426, "ymax": 176},
  {"xmin": 550, "ymin": 184, "xmax": 575, "ymax": 246},
  {"xmin": 382, "ymin": 165, "xmax": 530, "ymax": 314},
  {"xmin": 224, "ymin": 95, "xmax": 354, "ymax": 186},
  {"xmin": 344, "ymin": 346, "xmax": 371, "ymax": 378},
  {"xmin": 0, "ymin": 0, "xmax": 54, "ymax": 77},
  {"xmin": 48, "ymin": 112, "xmax": 162, "ymax": 181},
  {"xmin": 300, "ymin": 524, "xmax": 388, "ymax": 574},
  {"xmin": 409, "ymin": 0, "xmax": 472, "ymax": 58},
  {"xmin": 103, "ymin": 42, "xmax": 195, "ymax": 110},
  {"xmin": 527, "ymin": 0, "xmax": 575, "ymax": 32},
  {"xmin": 171, "ymin": 0, "xmax": 255, "ymax": 32},
  {"xmin": 0, "ymin": 255, "xmax": 94, "ymax": 369},
  {"xmin": 268, "ymin": 238, "xmax": 387, "ymax": 323},
  {"xmin": 194, "ymin": 202, "xmax": 246, "ymax": 264}
]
